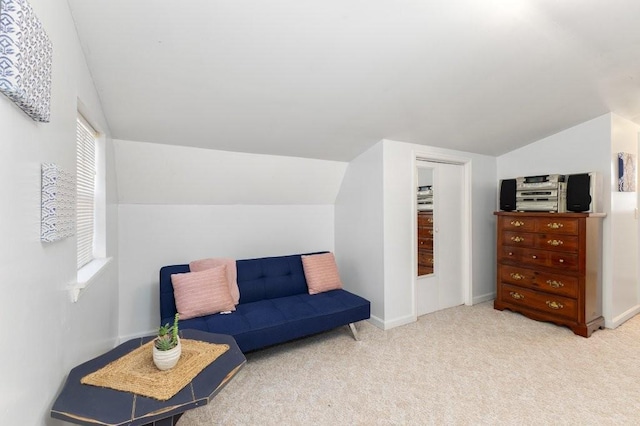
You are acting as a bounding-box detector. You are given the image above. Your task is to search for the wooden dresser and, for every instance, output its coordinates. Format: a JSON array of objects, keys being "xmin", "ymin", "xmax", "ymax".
[
  {"xmin": 494, "ymin": 211, "xmax": 604, "ymax": 337},
  {"xmin": 417, "ymin": 211, "xmax": 434, "ymax": 275}
]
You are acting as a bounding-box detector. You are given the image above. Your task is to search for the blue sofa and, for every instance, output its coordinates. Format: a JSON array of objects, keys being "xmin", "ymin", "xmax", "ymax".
[{"xmin": 159, "ymin": 253, "xmax": 371, "ymax": 353}]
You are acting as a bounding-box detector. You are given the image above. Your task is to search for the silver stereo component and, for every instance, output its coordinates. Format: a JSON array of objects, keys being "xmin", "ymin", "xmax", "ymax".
[
  {"xmin": 517, "ymin": 189, "xmax": 563, "ymax": 199},
  {"xmin": 516, "ymin": 175, "xmax": 566, "ymax": 212},
  {"xmin": 417, "ymin": 185, "xmax": 433, "ymax": 211},
  {"xmin": 516, "ymin": 183, "xmax": 566, "ymax": 212},
  {"xmin": 516, "ymin": 174, "xmax": 565, "ymax": 190}
]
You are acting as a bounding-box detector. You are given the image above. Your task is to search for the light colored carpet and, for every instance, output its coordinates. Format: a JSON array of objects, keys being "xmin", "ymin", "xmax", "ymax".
[{"xmin": 178, "ymin": 301, "xmax": 640, "ymax": 425}]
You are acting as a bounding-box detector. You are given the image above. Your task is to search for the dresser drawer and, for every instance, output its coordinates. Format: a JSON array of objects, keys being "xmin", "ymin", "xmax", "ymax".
[
  {"xmin": 500, "ymin": 217, "xmax": 536, "ymax": 232},
  {"xmin": 519, "ymin": 248, "xmax": 579, "ymax": 271},
  {"xmin": 418, "ymin": 249, "xmax": 434, "ymax": 267},
  {"xmin": 418, "ymin": 264, "xmax": 433, "ymax": 275},
  {"xmin": 500, "ymin": 244, "xmax": 580, "ymax": 271},
  {"xmin": 519, "ymin": 248, "xmax": 549, "ymax": 268},
  {"xmin": 499, "ymin": 265, "xmax": 578, "ymax": 298},
  {"xmin": 549, "ymin": 251, "xmax": 579, "ymax": 269},
  {"xmin": 503, "ymin": 231, "xmax": 579, "ymax": 252},
  {"xmin": 418, "ymin": 213, "xmax": 434, "ymax": 227},
  {"xmin": 534, "ymin": 234, "xmax": 579, "ymax": 252},
  {"xmin": 501, "ymin": 284, "xmax": 577, "ymax": 320},
  {"xmin": 534, "ymin": 218, "xmax": 579, "ymax": 235},
  {"xmin": 499, "ymin": 246, "xmax": 525, "ymax": 263},
  {"xmin": 501, "ymin": 216, "xmax": 579, "ymax": 235},
  {"xmin": 503, "ymin": 231, "xmax": 535, "ymax": 248},
  {"xmin": 418, "ymin": 235, "xmax": 433, "ymax": 248},
  {"xmin": 418, "ymin": 227, "xmax": 434, "ymax": 238}
]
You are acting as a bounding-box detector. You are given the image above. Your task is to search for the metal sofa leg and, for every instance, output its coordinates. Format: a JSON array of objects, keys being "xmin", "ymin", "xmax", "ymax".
[{"xmin": 348, "ymin": 323, "xmax": 359, "ymax": 341}]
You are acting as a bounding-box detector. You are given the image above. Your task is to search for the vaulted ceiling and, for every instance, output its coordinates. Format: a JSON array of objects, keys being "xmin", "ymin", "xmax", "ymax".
[{"xmin": 67, "ymin": 0, "xmax": 640, "ymax": 161}]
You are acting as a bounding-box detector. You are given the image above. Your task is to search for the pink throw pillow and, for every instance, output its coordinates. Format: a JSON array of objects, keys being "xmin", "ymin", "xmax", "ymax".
[
  {"xmin": 189, "ymin": 257, "xmax": 240, "ymax": 305},
  {"xmin": 171, "ymin": 265, "xmax": 236, "ymax": 320},
  {"xmin": 302, "ymin": 252, "xmax": 343, "ymax": 295}
]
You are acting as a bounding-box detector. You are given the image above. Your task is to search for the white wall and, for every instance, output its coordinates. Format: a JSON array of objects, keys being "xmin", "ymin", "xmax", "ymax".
[
  {"xmin": 382, "ymin": 141, "xmax": 417, "ymax": 327},
  {"xmin": 497, "ymin": 113, "xmax": 640, "ymax": 328},
  {"xmin": 611, "ymin": 114, "xmax": 640, "ymax": 325},
  {"xmin": 335, "ymin": 142, "xmax": 386, "ymax": 327},
  {"xmin": 0, "ymin": 1, "xmax": 119, "ymax": 425},
  {"xmin": 118, "ymin": 204, "xmax": 336, "ymax": 338},
  {"xmin": 115, "ymin": 141, "xmax": 346, "ymax": 338},
  {"xmin": 113, "ymin": 140, "xmax": 347, "ymax": 205},
  {"xmin": 496, "ymin": 114, "xmax": 612, "ymax": 207},
  {"xmin": 382, "ymin": 140, "xmax": 497, "ymax": 327},
  {"xmin": 335, "ymin": 139, "xmax": 497, "ymax": 329}
]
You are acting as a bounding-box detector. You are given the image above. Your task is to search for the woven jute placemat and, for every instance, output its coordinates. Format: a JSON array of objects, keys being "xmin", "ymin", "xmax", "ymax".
[{"xmin": 81, "ymin": 339, "xmax": 229, "ymax": 401}]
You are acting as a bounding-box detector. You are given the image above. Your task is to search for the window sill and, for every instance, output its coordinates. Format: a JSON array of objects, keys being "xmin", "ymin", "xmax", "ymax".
[{"xmin": 71, "ymin": 257, "xmax": 113, "ymax": 302}]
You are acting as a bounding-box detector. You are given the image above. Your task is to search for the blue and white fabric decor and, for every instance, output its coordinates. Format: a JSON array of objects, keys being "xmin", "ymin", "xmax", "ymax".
[
  {"xmin": 617, "ymin": 152, "xmax": 637, "ymax": 192},
  {"xmin": 41, "ymin": 163, "xmax": 76, "ymax": 242},
  {"xmin": 0, "ymin": 0, "xmax": 52, "ymax": 122}
]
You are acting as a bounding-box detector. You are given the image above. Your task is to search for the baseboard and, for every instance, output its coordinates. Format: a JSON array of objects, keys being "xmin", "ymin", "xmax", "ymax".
[
  {"xmin": 117, "ymin": 329, "xmax": 155, "ymax": 345},
  {"xmin": 606, "ymin": 304, "xmax": 640, "ymax": 329},
  {"xmin": 367, "ymin": 315, "xmax": 385, "ymax": 330},
  {"xmin": 473, "ymin": 292, "xmax": 496, "ymax": 305},
  {"xmin": 380, "ymin": 313, "xmax": 416, "ymax": 330}
]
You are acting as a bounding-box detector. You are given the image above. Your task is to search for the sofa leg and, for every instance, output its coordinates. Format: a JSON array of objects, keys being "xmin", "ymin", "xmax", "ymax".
[{"xmin": 348, "ymin": 323, "xmax": 359, "ymax": 341}]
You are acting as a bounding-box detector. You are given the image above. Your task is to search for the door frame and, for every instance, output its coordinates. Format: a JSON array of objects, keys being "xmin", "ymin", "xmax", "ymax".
[{"xmin": 412, "ymin": 151, "xmax": 473, "ymax": 317}]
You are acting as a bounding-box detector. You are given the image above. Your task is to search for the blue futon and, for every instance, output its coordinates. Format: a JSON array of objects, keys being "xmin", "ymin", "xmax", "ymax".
[{"xmin": 159, "ymin": 253, "xmax": 371, "ymax": 352}]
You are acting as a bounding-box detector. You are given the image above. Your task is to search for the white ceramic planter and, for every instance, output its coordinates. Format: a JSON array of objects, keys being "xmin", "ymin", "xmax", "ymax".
[{"xmin": 153, "ymin": 339, "xmax": 181, "ymax": 371}]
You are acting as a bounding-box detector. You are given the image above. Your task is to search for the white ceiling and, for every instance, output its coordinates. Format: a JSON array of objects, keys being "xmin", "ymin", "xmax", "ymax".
[{"xmin": 67, "ymin": 0, "xmax": 640, "ymax": 162}]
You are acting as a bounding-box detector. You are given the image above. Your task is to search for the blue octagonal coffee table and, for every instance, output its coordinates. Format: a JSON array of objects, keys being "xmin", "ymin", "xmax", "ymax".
[{"xmin": 51, "ymin": 329, "xmax": 246, "ymax": 426}]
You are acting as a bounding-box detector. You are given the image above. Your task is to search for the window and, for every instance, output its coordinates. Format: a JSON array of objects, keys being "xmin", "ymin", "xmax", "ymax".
[
  {"xmin": 76, "ymin": 113, "xmax": 97, "ymax": 270},
  {"xmin": 72, "ymin": 109, "xmax": 110, "ymax": 302}
]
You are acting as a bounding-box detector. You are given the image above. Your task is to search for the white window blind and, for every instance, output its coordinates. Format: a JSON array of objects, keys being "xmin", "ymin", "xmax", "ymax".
[{"xmin": 76, "ymin": 114, "xmax": 97, "ymax": 270}]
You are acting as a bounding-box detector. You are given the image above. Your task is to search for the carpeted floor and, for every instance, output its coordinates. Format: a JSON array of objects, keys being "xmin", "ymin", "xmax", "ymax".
[{"xmin": 177, "ymin": 301, "xmax": 640, "ymax": 425}]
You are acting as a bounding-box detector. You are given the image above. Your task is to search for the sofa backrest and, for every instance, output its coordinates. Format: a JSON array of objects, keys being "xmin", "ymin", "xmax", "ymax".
[
  {"xmin": 236, "ymin": 254, "xmax": 309, "ymax": 304},
  {"xmin": 159, "ymin": 264, "xmax": 190, "ymax": 322},
  {"xmin": 159, "ymin": 252, "xmax": 326, "ymax": 322}
]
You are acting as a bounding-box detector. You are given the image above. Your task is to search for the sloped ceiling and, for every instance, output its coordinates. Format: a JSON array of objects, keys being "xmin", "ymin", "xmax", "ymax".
[{"xmin": 67, "ymin": 0, "xmax": 640, "ymax": 162}]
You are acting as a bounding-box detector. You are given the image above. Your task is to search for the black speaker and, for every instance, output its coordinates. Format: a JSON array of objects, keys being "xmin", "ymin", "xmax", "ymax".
[
  {"xmin": 566, "ymin": 173, "xmax": 591, "ymax": 212},
  {"xmin": 499, "ymin": 179, "xmax": 516, "ymax": 211}
]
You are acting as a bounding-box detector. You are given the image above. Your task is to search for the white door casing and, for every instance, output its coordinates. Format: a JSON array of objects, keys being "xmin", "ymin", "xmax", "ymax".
[{"xmin": 414, "ymin": 153, "xmax": 472, "ymax": 316}]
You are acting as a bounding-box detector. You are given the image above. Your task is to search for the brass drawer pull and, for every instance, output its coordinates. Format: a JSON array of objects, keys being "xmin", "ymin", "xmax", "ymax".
[
  {"xmin": 510, "ymin": 236, "xmax": 525, "ymax": 243},
  {"xmin": 546, "ymin": 280, "xmax": 564, "ymax": 288},
  {"xmin": 508, "ymin": 252, "xmax": 514, "ymax": 256},
  {"xmin": 428, "ymin": 218, "xmax": 433, "ymax": 223},
  {"xmin": 420, "ymin": 241, "xmax": 424, "ymax": 245},
  {"xmin": 532, "ymin": 255, "xmax": 537, "ymax": 259},
  {"xmin": 510, "ymin": 220, "xmax": 525, "ymax": 227},
  {"xmin": 546, "ymin": 300, "xmax": 564, "ymax": 310},
  {"xmin": 429, "ymin": 258, "xmax": 434, "ymax": 264},
  {"xmin": 510, "ymin": 291, "xmax": 524, "ymax": 300},
  {"xmin": 547, "ymin": 239, "xmax": 563, "ymax": 246},
  {"xmin": 428, "ymin": 230, "xmax": 433, "ymax": 235},
  {"xmin": 510, "ymin": 273, "xmax": 525, "ymax": 280},
  {"xmin": 547, "ymin": 222, "xmax": 564, "ymax": 229},
  {"xmin": 558, "ymin": 259, "xmax": 564, "ymax": 263}
]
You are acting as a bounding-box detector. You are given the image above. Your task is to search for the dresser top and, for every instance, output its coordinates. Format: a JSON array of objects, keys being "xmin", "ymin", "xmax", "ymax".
[{"xmin": 494, "ymin": 211, "xmax": 605, "ymax": 218}]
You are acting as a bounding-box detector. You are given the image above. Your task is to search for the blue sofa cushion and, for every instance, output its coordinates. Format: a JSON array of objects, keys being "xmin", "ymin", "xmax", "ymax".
[
  {"xmin": 236, "ymin": 254, "xmax": 309, "ymax": 303},
  {"xmin": 177, "ymin": 289, "xmax": 370, "ymax": 352},
  {"xmin": 159, "ymin": 264, "xmax": 190, "ymax": 322}
]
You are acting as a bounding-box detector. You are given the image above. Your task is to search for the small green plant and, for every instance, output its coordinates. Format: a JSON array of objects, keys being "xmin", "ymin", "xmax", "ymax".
[{"xmin": 154, "ymin": 313, "xmax": 180, "ymax": 351}]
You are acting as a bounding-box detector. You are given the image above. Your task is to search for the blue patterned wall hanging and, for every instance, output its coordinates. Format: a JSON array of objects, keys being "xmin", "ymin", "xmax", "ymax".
[
  {"xmin": 0, "ymin": 0, "xmax": 52, "ymax": 122},
  {"xmin": 41, "ymin": 163, "xmax": 76, "ymax": 242},
  {"xmin": 617, "ymin": 152, "xmax": 636, "ymax": 192}
]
